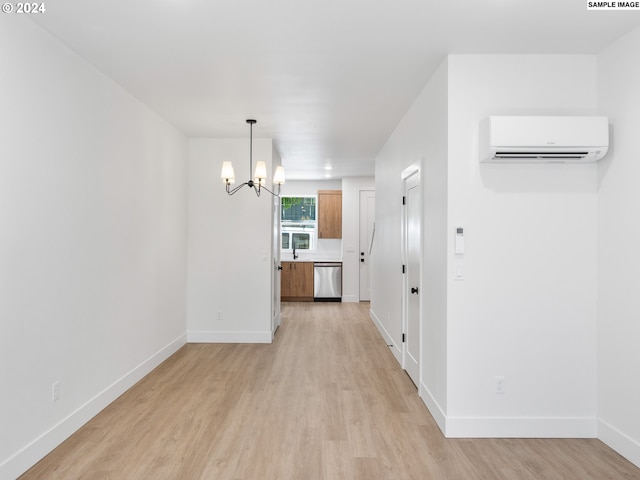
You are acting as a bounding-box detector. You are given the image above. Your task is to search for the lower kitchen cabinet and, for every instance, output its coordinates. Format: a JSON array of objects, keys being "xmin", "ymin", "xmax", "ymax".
[{"xmin": 281, "ymin": 261, "xmax": 314, "ymax": 301}]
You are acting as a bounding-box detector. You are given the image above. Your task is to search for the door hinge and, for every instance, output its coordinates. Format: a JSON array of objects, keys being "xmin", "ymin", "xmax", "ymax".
[
  {"xmin": 402, "ymin": 333, "xmax": 406, "ymax": 343},
  {"xmin": 402, "ymin": 196, "xmax": 406, "ymax": 205},
  {"xmin": 402, "ymin": 264, "xmax": 406, "ymax": 274}
]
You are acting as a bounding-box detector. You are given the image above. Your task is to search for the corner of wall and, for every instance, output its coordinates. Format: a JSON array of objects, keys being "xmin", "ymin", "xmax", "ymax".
[{"xmin": 598, "ymin": 419, "xmax": 640, "ymax": 469}]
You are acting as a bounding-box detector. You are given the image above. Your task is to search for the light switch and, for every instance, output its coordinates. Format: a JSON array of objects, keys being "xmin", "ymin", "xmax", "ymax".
[{"xmin": 455, "ymin": 264, "xmax": 464, "ymax": 281}]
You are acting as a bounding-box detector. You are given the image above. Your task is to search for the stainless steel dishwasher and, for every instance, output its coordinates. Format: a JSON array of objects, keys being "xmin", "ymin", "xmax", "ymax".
[{"xmin": 313, "ymin": 262, "xmax": 342, "ymax": 302}]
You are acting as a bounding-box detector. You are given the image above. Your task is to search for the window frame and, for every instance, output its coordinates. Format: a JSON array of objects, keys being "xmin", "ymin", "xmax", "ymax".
[{"xmin": 280, "ymin": 195, "xmax": 317, "ymax": 252}]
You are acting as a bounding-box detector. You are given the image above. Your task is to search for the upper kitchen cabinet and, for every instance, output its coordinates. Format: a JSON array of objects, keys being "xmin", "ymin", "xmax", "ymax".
[{"xmin": 318, "ymin": 190, "xmax": 342, "ymax": 239}]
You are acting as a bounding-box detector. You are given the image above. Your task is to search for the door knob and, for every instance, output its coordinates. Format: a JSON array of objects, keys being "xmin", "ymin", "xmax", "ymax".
[
  {"xmin": 411, "ymin": 287, "xmax": 419, "ymax": 294},
  {"xmin": 277, "ymin": 266, "xmax": 283, "ymax": 271}
]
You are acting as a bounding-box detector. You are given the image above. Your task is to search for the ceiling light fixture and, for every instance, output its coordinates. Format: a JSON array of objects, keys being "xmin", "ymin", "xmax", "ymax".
[{"xmin": 220, "ymin": 119, "xmax": 285, "ymax": 197}]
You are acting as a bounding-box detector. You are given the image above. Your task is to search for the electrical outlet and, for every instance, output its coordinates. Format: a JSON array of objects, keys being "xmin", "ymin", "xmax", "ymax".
[
  {"xmin": 52, "ymin": 381, "xmax": 61, "ymax": 402},
  {"xmin": 495, "ymin": 376, "xmax": 505, "ymax": 394}
]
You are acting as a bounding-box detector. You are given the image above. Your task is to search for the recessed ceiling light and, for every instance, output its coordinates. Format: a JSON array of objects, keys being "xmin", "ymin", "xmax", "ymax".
[
  {"xmin": 324, "ymin": 173, "xmax": 332, "ymax": 178},
  {"xmin": 324, "ymin": 165, "xmax": 333, "ymax": 171}
]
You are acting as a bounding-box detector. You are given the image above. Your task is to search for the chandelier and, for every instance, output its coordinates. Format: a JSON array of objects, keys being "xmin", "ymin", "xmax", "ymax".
[{"xmin": 220, "ymin": 119, "xmax": 285, "ymax": 197}]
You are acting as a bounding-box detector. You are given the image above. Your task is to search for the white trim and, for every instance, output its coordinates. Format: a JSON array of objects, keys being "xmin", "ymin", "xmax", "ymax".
[
  {"xmin": 187, "ymin": 330, "xmax": 272, "ymax": 344},
  {"xmin": 401, "ymin": 161, "xmax": 421, "ymax": 180},
  {"xmin": 598, "ymin": 419, "xmax": 640, "ymax": 469},
  {"xmin": 271, "ymin": 195, "xmax": 282, "ymax": 340},
  {"xmin": 369, "ymin": 309, "xmax": 401, "ymax": 364},
  {"xmin": 271, "ymin": 313, "xmax": 282, "ymax": 340},
  {"xmin": 341, "ymin": 294, "xmax": 358, "ymax": 303},
  {"xmin": 445, "ymin": 416, "xmax": 597, "ymax": 438},
  {"xmin": 420, "ymin": 381, "xmax": 447, "ymax": 435},
  {"xmin": 0, "ymin": 334, "xmax": 186, "ymax": 480}
]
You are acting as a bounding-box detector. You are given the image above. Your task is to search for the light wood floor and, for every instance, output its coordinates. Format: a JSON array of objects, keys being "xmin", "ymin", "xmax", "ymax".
[{"xmin": 21, "ymin": 302, "xmax": 640, "ymax": 479}]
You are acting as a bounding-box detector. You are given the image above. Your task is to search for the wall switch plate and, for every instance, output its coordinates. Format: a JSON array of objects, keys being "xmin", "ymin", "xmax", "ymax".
[
  {"xmin": 455, "ymin": 264, "xmax": 464, "ymax": 281},
  {"xmin": 495, "ymin": 376, "xmax": 505, "ymax": 394},
  {"xmin": 52, "ymin": 381, "xmax": 61, "ymax": 402},
  {"xmin": 217, "ymin": 311, "xmax": 223, "ymax": 321}
]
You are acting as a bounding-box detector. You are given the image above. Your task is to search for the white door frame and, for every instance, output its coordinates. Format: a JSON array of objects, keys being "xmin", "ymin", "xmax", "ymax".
[
  {"xmin": 401, "ymin": 163, "xmax": 422, "ymax": 392},
  {"xmin": 271, "ymin": 195, "xmax": 282, "ymax": 339}
]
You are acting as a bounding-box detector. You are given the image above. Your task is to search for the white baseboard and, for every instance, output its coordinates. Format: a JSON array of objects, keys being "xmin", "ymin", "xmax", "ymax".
[
  {"xmin": 341, "ymin": 294, "xmax": 358, "ymax": 303},
  {"xmin": 272, "ymin": 313, "xmax": 282, "ymax": 338},
  {"xmin": 444, "ymin": 415, "xmax": 597, "ymax": 438},
  {"xmin": 420, "ymin": 382, "xmax": 447, "ymax": 435},
  {"xmin": 1, "ymin": 333, "xmax": 187, "ymax": 480},
  {"xmin": 187, "ymin": 330, "xmax": 272, "ymax": 344},
  {"xmin": 598, "ymin": 419, "xmax": 640, "ymax": 469},
  {"xmin": 369, "ymin": 308, "xmax": 401, "ymax": 364}
]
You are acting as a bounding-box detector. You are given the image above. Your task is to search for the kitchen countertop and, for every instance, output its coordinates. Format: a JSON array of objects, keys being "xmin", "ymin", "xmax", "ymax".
[{"xmin": 280, "ymin": 252, "xmax": 342, "ymax": 263}]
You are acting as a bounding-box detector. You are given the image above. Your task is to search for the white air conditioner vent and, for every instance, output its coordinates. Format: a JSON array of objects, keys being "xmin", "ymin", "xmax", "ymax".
[{"xmin": 479, "ymin": 116, "xmax": 609, "ymax": 163}]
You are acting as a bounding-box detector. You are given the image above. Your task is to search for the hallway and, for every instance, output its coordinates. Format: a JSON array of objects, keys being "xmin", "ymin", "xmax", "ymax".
[{"xmin": 21, "ymin": 303, "xmax": 640, "ymax": 479}]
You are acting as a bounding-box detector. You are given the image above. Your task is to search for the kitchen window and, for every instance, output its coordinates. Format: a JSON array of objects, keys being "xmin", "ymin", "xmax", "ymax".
[{"xmin": 281, "ymin": 196, "xmax": 316, "ymax": 251}]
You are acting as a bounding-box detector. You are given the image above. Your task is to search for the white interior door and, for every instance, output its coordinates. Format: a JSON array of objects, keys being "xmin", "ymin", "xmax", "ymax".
[
  {"xmin": 403, "ymin": 171, "xmax": 421, "ymax": 387},
  {"xmin": 272, "ymin": 196, "xmax": 282, "ymax": 336},
  {"xmin": 359, "ymin": 190, "xmax": 375, "ymax": 301}
]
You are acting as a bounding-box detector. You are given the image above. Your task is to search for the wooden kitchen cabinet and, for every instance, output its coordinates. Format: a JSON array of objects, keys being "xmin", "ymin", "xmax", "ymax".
[
  {"xmin": 281, "ymin": 261, "xmax": 314, "ymax": 302},
  {"xmin": 318, "ymin": 190, "xmax": 342, "ymax": 239}
]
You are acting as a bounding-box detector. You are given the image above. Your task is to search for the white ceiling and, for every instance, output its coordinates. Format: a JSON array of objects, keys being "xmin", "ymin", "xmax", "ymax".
[{"xmin": 32, "ymin": 1, "xmax": 640, "ymax": 180}]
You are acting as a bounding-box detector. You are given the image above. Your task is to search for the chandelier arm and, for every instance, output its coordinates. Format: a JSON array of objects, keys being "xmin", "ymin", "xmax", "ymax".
[
  {"xmin": 226, "ymin": 181, "xmax": 250, "ymax": 196},
  {"xmin": 259, "ymin": 184, "xmax": 281, "ymax": 197}
]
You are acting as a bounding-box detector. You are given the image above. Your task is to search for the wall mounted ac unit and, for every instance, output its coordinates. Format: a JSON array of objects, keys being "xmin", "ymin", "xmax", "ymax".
[{"xmin": 479, "ymin": 116, "xmax": 609, "ymax": 163}]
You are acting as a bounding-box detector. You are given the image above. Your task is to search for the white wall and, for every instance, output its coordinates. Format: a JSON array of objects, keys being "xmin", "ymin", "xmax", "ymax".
[
  {"xmin": 370, "ymin": 121, "xmax": 409, "ymax": 357},
  {"xmin": 187, "ymin": 138, "xmax": 276, "ymax": 343},
  {"xmin": 597, "ymin": 26, "xmax": 640, "ymax": 467},
  {"xmin": 342, "ymin": 177, "xmax": 375, "ymax": 303},
  {"xmin": 282, "ymin": 179, "xmax": 342, "ymax": 196},
  {"xmin": 372, "ymin": 59, "xmax": 449, "ymax": 430},
  {"xmin": 372, "ymin": 54, "xmax": 599, "ymax": 439},
  {"xmin": 417, "ymin": 62, "xmax": 449, "ymax": 425},
  {"xmin": 0, "ymin": 17, "xmax": 188, "ymax": 479},
  {"xmin": 446, "ymin": 55, "xmax": 598, "ymax": 437}
]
